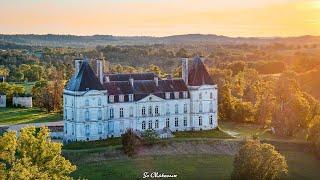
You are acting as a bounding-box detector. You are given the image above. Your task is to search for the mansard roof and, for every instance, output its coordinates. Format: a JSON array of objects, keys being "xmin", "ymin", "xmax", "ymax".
[
  {"xmin": 104, "ymin": 79, "xmax": 188, "ymax": 101},
  {"xmin": 65, "ymin": 61, "xmax": 104, "ymax": 91},
  {"xmin": 188, "ymin": 56, "xmax": 215, "ymax": 86},
  {"xmin": 105, "ymin": 73, "xmax": 158, "ymax": 81}
]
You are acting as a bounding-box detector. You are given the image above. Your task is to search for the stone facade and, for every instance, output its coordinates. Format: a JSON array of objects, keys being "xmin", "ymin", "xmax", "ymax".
[{"xmin": 63, "ymin": 57, "xmax": 218, "ymax": 142}]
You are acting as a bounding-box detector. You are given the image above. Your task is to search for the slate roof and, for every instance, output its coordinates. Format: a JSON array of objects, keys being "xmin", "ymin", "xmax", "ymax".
[
  {"xmin": 105, "ymin": 73, "xmax": 158, "ymax": 81},
  {"xmin": 104, "ymin": 79, "xmax": 188, "ymax": 102},
  {"xmin": 188, "ymin": 56, "xmax": 215, "ymax": 86},
  {"xmin": 65, "ymin": 61, "xmax": 104, "ymax": 91}
]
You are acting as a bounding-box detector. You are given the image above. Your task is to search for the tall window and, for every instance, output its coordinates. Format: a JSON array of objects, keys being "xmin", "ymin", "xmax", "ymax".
[
  {"xmin": 120, "ymin": 121, "xmax": 124, "ymax": 132},
  {"xmin": 175, "ymin": 104, "xmax": 179, "ymax": 114},
  {"xmin": 166, "ymin": 104, "xmax": 170, "ymax": 115},
  {"xmin": 65, "ymin": 109, "xmax": 68, "ymax": 120},
  {"xmin": 184, "ymin": 103, "xmax": 188, "ymax": 113},
  {"xmin": 198, "ymin": 116, "xmax": 202, "ymax": 126},
  {"xmin": 148, "ymin": 120, "xmax": 152, "ymax": 129},
  {"xmin": 166, "ymin": 118, "xmax": 170, "ymax": 128},
  {"xmin": 209, "ymin": 115, "xmax": 213, "ymax": 125},
  {"xmin": 210, "ymin": 92, "xmax": 213, "ymax": 99},
  {"xmin": 155, "ymin": 106, "xmax": 159, "ymax": 116},
  {"xmin": 85, "ymin": 99, "xmax": 89, "ymax": 106},
  {"xmin": 120, "ymin": 107, "xmax": 124, "ymax": 118},
  {"xmin": 98, "ymin": 98, "xmax": 102, "ymax": 106},
  {"xmin": 129, "ymin": 94, "xmax": 134, "ymax": 102},
  {"xmin": 183, "ymin": 91, "xmax": 188, "ymax": 99},
  {"xmin": 65, "ymin": 123, "xmax": 68, "ymax": 134},
  {"xmin": 129, "ymin": 106, "xmax": 134, "ymax": 117},
  {"xmin": 209, "ymin": 102, "xmax": 214, "ymax": 112},
  {"xmin": 184, "ymin": 117, "xmax": 187, "ymax": 126},
  {"xmin": 65, "ymin": 97, "xmax": 67, "ymax": 106},
  {"xmin": 98, "ymin": 124, "xmax": 102, "ymax": 134},
  {"xmin": 109, "ymin": 95, "xmax": 114, "ymax": 103},
  {"xmin": 199, "ymin": 93, "xmax": 202, "ymax": 100},
  {"xmin": 165, "ymin": 92, "xmax": 170, "ymax": 99},
  {"xmin": 98, "ymin": 109, "xmax": 102, "ymax": 120},
  {"xmin": 72, "ymin": 124, "xmax": 74, "ymax": 135},
  {"xmin": 199, "ymin": 103, "xmax": 203, "ymax": 113},
  {"xmin": 142, "ymin": 107, "xmax": 146, "ymax": 116},
  {"xmin": 85, "ymin": 109, "xmax": 89, "ymax": 121},
  {"xmin": 148, "ymin": 106, "xmax": 153, "ymax": 116},
  {"xmin": 142, "ymin": 121, "xmax": 146, "ymax": 130},
  {"xmin": 175, "ymin": 117, "xmax": 179, "ymax": 127},
  {"xmin": 85, "ymin": 125, "xmax": 90, "ymax": 136},
  {"xmin": 109, "ymin": 108, "xmax": 114, "ymax": 119},
  {"xmin": 155, "ymin": 120, "xmax": 159, "ymax": 129}
]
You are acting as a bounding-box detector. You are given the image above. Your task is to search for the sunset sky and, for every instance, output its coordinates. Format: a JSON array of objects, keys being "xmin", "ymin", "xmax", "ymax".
[{"xmin": 1, "ymin": 0, "xmax": 320, "ymax": 37}]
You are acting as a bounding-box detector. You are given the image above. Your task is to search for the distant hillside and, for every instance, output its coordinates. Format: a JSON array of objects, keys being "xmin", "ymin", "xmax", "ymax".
[{"xmin": 1, "ymin": 34, "xmax": 320, "ymax": 47}]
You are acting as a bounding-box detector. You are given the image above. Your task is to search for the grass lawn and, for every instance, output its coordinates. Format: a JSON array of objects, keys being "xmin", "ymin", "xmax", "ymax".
[
  {"xmin": 0, "ymin": 107, "xmax": 62, "ymax": 125},
  {"xmin": 70, "ymin": 149, "xmax": 320, "ymax": 180},
  {"xmin": 173, "ymin": 128, "xmax": 235, "ymax": 139},
  {"xmin": 71, "ymin": 155, "xmax": 234, "ymax": 180}
]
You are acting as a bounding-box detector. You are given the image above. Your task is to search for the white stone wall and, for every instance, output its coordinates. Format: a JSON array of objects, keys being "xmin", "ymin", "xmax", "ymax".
[
  {"xmin": 12, "ymin": 96, "xmax": 32, "ymax": 108},
  {"xmin": 63, "ymin": 85, "xmax": 218, "ymax": 142}
]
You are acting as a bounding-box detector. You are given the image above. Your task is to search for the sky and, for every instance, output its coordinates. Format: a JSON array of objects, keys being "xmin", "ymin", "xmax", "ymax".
[{"xmin": 1, "ymin": 0, "xmax": 320, "ymax": 37}]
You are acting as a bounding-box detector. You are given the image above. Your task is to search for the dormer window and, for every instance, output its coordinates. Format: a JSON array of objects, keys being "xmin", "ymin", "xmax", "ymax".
[
  {"xmin": 174, "ymin": 92, "xmax": 179, "ymax": 99},
  {"xmin": 119, "ymin": 94, "xmax": 124, "ymax": 102},
  {"xmin": 165, "ymin": 92, "xmax": 171, "ymax": 99},
  {"xmin": 183, "ymin": 91, "xmax": 188, "ymax": 99},
  {"xmin": 109, "ymin": 95, "xmax": 114, "ymax": 103},
  {"xmin": 129, "ymin": 94, "xmax": 134, "ymax": 102}
]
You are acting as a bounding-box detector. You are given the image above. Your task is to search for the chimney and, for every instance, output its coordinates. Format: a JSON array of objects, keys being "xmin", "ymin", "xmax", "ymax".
[
  {"xmin": 181, "ymin": 58, "xmax": 188, "ymax": 85},
  {"xmin": 129, "ymin": 77, "xmax": 134, "ymax": 87},
  {"xmin": 75, "ymin": 59, "xmax": 83, "ymax": 75},
  {"xmin": 154, "ymin": 76, "xmax": 159, "ymax": 86},
  {"xmin": 96, "ymin": 59, "xmax": 104, "ymax": 84}
]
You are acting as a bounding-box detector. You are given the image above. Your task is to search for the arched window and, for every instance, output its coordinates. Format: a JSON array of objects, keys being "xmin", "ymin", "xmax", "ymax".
[
  {"xmin": 85, "ymin": 109, "xmax": 89, "ymax": 121},
  {"xmin": 142, "ymin": 107, "xmax": 146, "ymax": 116},
  {"xmin": 184, "ymin": 103, "xmax": 188, "ymax": 113},
  {"xmin": 155, "ymin": 106, "xmax": 159, "ymax": 116},
  {"xmin": 85, "ymin": 99, "xmax": 89, "ymax": 106},
  {"xmin": 209, "ymin": 102, "xmax": 214, "ymax": 112},
  {"xmin": 199, "ymin": 103, "xmax": 203, "ymax": 113},
  {"xmin": 98, "ymin": 109, "xmax": 102, "ymax": 120},
  {"xmin": 142, "ymin": 121, "xmax": 146, "ymax": 130},
  {"xmin": 175, "ymin": 104, "xmax": 179, "ymax": 114},
  {"xmin": 155, "ymin": 120, "xmax": 159, "ymax": 129},
  {"xmin": 98, "ymin": 98, "xmax": 102, "ymax": 106},
  {"xmin": 148, "ymin": 120, "xmax": 152, "ymax": 129},
  {"xmin": 198, "ymin": 116, "xmax": 202, "ymax": 126}
]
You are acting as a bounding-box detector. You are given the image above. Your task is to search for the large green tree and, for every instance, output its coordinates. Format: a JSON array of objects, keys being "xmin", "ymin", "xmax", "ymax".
[
  {"xmin": 232, "ymin": 140, "xmax": 288, "ymax": 180},
  {"xmin": 0, "ymin": 126, "xmax": 76, "ymax": 179}
]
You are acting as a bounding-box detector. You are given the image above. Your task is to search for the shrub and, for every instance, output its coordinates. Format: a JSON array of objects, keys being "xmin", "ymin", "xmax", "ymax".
[
  {"xmin": 121, "ymin": 129, "xmax": 139, "ymax": 157},
  {"xmin": 232, "ymin": 140, "xmax": 288, "ymax": 180},
  {"xmin": 141, "ymin": 129, "xmax": 159, "ymax": 145}
]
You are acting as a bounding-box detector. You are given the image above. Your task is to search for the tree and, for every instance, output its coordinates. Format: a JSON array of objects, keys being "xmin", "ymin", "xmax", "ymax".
[
  {"xmin": 232, "ymin": 140, "xmax": 288, "ymax": 180},
  {"xmin": 0, "ymin": 126, "xmax": 76, "ymax": 179},
  {"xmin": 307, "ymin": 116, "xmax": 320, "ymax": 158},
  {"xmin": 218, "ymin": 84, "xmax": 233, "ymax": 121},
  {"xmin": 176, "ymin": 48, "xmax": 188, "ymax": 58},
  {"xmin": 122, "ymin": 129, "xmax": 139, "ymax": 157},
  {"xmin": 232, "ymin": 100, "xmax": 255, "ymax": 123}
]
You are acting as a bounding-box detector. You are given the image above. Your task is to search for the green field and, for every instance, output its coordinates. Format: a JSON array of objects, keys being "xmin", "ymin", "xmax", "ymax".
[
  {"xmin": 70, "ymin": 149, "xmax": 320, "ymax": 180},
  {"xmin": 0, "ymin": 108, "xmax": 62, "ymax": 125},
  {"xmin": 173, "ymin": 128, "xmax": 234, "ymax": 139}
]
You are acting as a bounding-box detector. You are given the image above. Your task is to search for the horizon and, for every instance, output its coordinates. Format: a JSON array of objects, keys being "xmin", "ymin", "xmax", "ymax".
[{"xmin": 1, "ymin": 0, "xmax": 320, "ymax": 37}]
